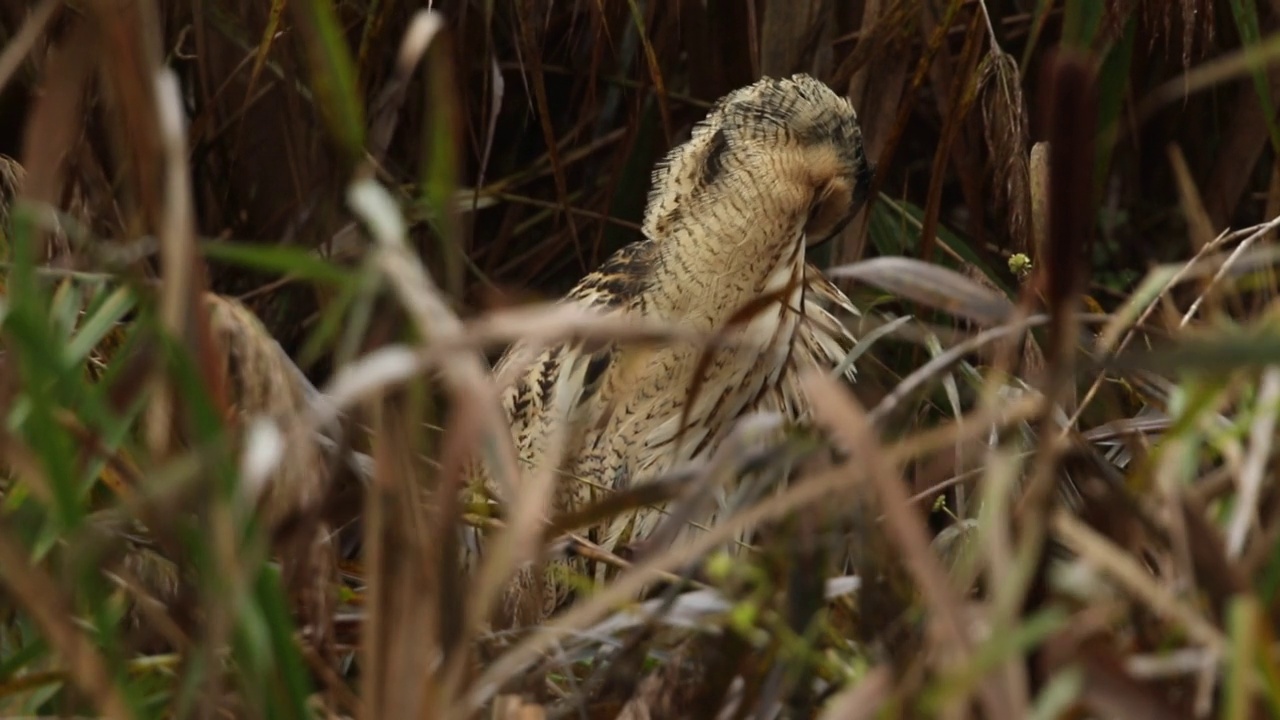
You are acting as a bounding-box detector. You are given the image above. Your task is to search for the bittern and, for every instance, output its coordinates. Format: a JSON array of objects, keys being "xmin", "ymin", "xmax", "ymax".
[{"xmin": 467, "ymin": 74, "xmax": 874, "ymax": 627}]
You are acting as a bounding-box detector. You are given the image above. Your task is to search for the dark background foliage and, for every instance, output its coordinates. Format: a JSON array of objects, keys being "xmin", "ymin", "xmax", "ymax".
[{"xmin": 0, "ymin": 1, "xmax": 1261, "ymax": 361}]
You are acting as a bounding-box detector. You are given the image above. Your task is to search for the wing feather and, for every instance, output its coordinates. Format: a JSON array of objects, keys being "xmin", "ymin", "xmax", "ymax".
[{"xmin": 757, "ymin": 264, "xmax": 860, "ymax": 423}]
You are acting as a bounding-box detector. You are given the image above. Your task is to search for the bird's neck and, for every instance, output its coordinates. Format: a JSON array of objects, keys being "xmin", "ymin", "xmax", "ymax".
[{"xmin": 642, "ymin": 197, "xmax": 807, "ymax": 329}]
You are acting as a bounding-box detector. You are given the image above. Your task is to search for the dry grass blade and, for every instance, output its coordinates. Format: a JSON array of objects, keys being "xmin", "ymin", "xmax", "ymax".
[
  {"xmin": 866, "ymin": 313, "xmax": 1081, "ymax": 424},
  {"xmin": 1050, "ymin": 510, "xmax": 1228, "ymax": 654},
  {"xmin": 308, "ymin": 304, "xmax": 715, "ymax": 436},
  {"xmin": 803, "ymin": 370, "xmax": 1018, "ymax": 719},
  {"xmin": 427, "ymin": 391, "xmax": 481, "ymax": 667},
  {"xmin": 0, "ymin": 0, "xmax": 59, "ymax": 94},
  {"xmin": 147, "ymin": 69, "xmax": 222, "ymax": 455},
  {"xmin": 347, "ymin": 179, "xmax": 519, "ymax": 494},
  {"xmin": 463, "ymin": 366, "xmax": 563, "ymax": 645},
  {"xmin": 359, "ymin": 399, "xmax": 439, "ymax": 720},
  {"xmin": 84, "ymin": 0, "xmax": 166, "ymax": 233},
  {"xmin": 1203, "ymin": 56, "xmax": 1280, "ymax": 227},
  {"xmin": 858, "ymin": 0, "xmax": 965, "ymax": 256},
  {"xmin": 624, "ymin": 0, "xmax": 672, "ymax": 143},
  {"xmin": 827, "ymin": 256, "xmax": 1016, "ymax": 326},
  {"xmin": 1179, "ymin": 218, "xmax": 1280, "ymax": 327},
  {"xmin": 1167, "ymin": 145, "xmax": 1216, "ymax": 254},
  {"xmin": 232, "ymin": 0, "xmax": 289, "ymax": 164},
  {"xmin": 473, "ymin": 56, "xmax": 505, "ymax": 197},
  {"xmin": 833, "ymin": 1, "xmax": 909, "ymax": 266},
  {"xmin": 367, "ymin": 11, "xmax": 446, "ymax": 164},
  {"xmin": 918, "ymin": 8, "xmax": 986, "ymax": 266},
  {"xmin": 513, "ymin": 1, "xmax": 584, "ymax": 272}
]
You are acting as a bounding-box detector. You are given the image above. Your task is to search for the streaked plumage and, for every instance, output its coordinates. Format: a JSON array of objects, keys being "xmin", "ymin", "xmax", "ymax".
[{"xmin": 469, "ymin": 74, "xmax": 874, "ymax": 627}]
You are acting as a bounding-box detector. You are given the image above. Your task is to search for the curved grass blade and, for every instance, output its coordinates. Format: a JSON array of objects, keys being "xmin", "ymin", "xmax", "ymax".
[{"xmin": 828, "ymin": 257, "xmax": 1015, "ymax": 326}]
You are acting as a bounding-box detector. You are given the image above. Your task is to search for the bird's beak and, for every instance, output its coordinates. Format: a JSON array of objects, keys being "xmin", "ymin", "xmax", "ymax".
[
  {"xmin": 806, "ymin": 165, "xmax": 875, "ymax": 249},
  {"xmin": 853, "ymin": 160, "xmax": 876, "ymax": 210},
  {"xmin": 806, "ymin": 214, "xmax": 855, "ymax": 249},
  {"xmin": 804, "ymin": 152, "xmax": 876, "ymax": 249}
]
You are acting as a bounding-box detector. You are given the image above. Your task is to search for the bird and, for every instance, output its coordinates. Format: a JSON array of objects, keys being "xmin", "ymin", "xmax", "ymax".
[{"xmin": 466, "ymin": 73, "xmax": 875, "ymax": 628}]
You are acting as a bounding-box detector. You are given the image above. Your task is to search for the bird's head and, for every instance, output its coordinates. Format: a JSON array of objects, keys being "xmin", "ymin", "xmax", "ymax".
[{"xmin": 643, "ymin": 74, "xmax": 875, "ymax": 250}]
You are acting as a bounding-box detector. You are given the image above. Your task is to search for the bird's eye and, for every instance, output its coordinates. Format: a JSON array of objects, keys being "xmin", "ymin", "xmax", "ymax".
[{"xmin": 804, "ymin": 177, "xmax": 855, "ymax": 246}]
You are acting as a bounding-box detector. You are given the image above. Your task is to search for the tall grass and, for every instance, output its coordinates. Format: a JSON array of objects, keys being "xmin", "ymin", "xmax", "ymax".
[{"xmin": 3, "ymin": 0, "xmax": 1280, "ymax": 718}]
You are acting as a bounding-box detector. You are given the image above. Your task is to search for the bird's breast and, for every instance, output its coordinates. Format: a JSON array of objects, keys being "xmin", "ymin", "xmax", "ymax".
[{"xmin": 598, "ymin": 253, "xmax": 807, "ymax": 471}]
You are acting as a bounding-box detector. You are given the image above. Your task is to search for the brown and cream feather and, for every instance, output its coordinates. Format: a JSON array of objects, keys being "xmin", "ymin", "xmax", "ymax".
[{"xmin": 469, "ymin": 74, "xmax": 874, "ymax": 626}]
